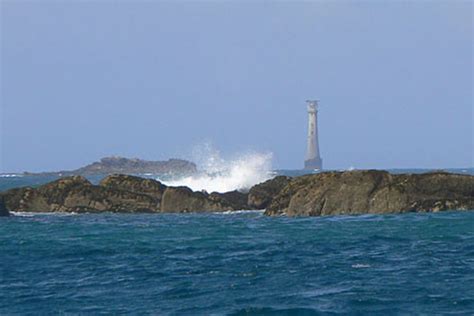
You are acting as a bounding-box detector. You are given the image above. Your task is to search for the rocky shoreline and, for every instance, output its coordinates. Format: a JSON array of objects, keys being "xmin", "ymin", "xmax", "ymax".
[{"xmin": 0, "ymin": 170, "xmax": 473, "ymax": 217}]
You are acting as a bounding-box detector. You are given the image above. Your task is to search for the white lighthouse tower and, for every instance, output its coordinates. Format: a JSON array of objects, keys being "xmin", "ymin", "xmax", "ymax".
[{"xmin": 304, "ymin": 100, "xmax": 323, "ymax": 170}]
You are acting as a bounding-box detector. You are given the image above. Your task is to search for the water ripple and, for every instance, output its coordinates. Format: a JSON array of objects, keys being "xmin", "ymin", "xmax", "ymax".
[{"xmin": 1, "ymin": 211, "xmax": 474, "ymax": 314}]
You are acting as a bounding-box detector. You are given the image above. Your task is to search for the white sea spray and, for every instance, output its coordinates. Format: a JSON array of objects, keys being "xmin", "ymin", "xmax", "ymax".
[{"xmin": 161, "ymin": 143, "xmax": 273, "ymax": 193}]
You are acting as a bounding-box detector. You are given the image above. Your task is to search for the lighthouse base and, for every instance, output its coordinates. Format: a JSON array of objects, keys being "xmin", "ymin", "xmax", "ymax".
[{"xmin": 304, "ymin": 157, "xmax": 323, "ymax": 171}]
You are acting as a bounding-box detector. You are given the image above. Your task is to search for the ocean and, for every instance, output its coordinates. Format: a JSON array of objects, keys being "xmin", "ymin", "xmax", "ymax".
[{"xmin": 1, "ymin": 170, "xmax": 473, "ymax": 314}]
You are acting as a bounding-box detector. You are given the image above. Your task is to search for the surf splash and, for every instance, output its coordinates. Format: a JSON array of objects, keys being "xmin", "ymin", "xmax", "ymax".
[{"xmin": 162, "ymin": 145, "xmax": 273, "ymax": 193}]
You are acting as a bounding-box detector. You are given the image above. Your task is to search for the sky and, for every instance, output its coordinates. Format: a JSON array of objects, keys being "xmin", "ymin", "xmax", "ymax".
[{"xmin": 0, "ymin": 1, "xmax": 472, "ymax": 172}]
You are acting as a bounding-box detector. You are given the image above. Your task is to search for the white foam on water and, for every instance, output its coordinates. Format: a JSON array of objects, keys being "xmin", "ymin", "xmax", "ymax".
[
  {"xmin": 161, "ymin": 143, "xmax": 273, "ymax": 193},
  {"xmin": 351, "ymin": 263, "xmax": 371, "ymax": 269},
  {"xmin": 10, "ymin": 211, "xmax": 78, "ymax": 217},
  {"xmin": 215, "ymin": 210, "xmax": 266, "ymax": 215},
  {"xmin": 10, "ymin": 212, "xmax": 37, "ymax": 217},
  {"xmin": 0, "ymin": 174, "xmax": 23, "ymax": 178}
]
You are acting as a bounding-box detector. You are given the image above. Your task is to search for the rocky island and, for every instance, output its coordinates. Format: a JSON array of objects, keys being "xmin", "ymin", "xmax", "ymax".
[
  {"xmin": 21, "ymin": 156, "xmax": 197, "ymax": 177},
  {"xmin": 0, "ymin": 170, "xmax": 473, "ymax": 217}
]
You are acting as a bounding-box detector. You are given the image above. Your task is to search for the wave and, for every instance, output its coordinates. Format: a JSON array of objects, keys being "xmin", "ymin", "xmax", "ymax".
[
  {"xmin": 10, "ymin": 211, "xmax": 78, "ymax": 217},
  {"xmin": 0, "ymin": 174, "xmax": 23, "ymax": 178},
  {"xmin": 161, "ymin": 143, "xmax": 273, "ymax": 193},
  {"xmin": 351, "ymin": 263, "xmax": 371, "ymax": 269},
  {"xmin": 214, "ymin": 210, "xmax": 266, "ymax": 215}
]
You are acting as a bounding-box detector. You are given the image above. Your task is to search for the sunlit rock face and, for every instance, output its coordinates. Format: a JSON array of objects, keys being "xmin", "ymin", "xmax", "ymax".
[
  {"xmin": 265, "ymin": 170, "xmax": 474, "ymax": 216},
  {"xmin": 247, "ymin": 176, "xmax": 291, "ymax": 210}
]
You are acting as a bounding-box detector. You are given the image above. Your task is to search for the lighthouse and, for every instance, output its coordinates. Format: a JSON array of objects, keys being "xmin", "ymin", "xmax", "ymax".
[{"xmin": 304, "ymin": 100, "xmax": 323, "ymax": 170}]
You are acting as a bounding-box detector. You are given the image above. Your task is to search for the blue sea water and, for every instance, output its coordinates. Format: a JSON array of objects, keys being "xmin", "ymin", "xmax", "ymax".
[
  {"xmin": 1, "ymin": 211, "xmax": 474, "ymax": 314},
  {"xmin": 1, "ymin": 171, "xmax": 474, "ymax": 314}
]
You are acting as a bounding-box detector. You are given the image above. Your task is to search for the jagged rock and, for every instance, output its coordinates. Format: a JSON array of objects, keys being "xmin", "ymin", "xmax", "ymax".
[
  {"xmin": 1, "ymin": 175, "xmax": 247, "ymax": 213},
  {"xmin": 100, "ymin": 174, "xmax": 167, "ymax": 200},
  {"xmin": 161, "ymin": 187, "xmax": 231, "ymax": 212},
  {"xmin": 0, "ymin": 197, "xmax": 9, "ymax": 216},
  {"xmin": 1, "ymin": 176, "xmax": 160, "ymax": 213},
  {"xmin": 247, "ymin": 176, "xmax": 291, "ymax": 209},
  {"xmin": 265, "ymin": 170, "xmax": 474, "ymax": 216},
  {"xmin": 210, "ymin": 190, "xmax": 249, "ymax": 210}
]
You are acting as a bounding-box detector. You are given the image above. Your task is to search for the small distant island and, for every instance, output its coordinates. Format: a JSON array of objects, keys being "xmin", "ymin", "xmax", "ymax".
[{"xmin": 21, "ymin": 156, "xmax": 197, "ymax": 177}]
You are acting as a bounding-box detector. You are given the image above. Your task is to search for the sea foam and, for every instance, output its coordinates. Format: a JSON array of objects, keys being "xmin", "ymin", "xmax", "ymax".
[{"xmin": 161, "ymin": 144, "xmax": 273, "ymax": 193}]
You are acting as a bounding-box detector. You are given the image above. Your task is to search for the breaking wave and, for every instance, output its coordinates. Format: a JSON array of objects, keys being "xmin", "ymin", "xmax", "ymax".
[
  {"xmin": 0, "ymin": 174, "xmax": 23, "ymax": 178},
  {"xmin": 161, "ymin": 144, "xmax": 273, "ymax": 193}
]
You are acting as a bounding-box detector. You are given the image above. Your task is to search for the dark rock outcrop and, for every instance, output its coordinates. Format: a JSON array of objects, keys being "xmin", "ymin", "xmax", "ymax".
[
  {"xmin": 0, "ymin": 197, "xmax": 9, "ymax": 216},
  {"xmin": 247, "ymin": 176, "xmax": 291, "ymax": 209},
  {"xmin": 265, "ymin": 170, "xmax": 474, "ymax": 216},
  {"xmin": 0, "ymin": 174, "xmax": 247, "ymax": 214},
  {"xmin": 1, "ymin": 176, "xmax": 160, "ymax": 213},
  {"xmin": 100, "ymin": 174, "xmax": 167, "ymax": 201},
  {"xmin": 161, "ymin": 187, "xmax": 227, "ymax": 212},
  {"xmin": 211, "ymin": 190, "xmax": 249, "ymax": 210},
  {"xmin": 1, "ymin": 170, "xmax": 472, "ymax": 216}
]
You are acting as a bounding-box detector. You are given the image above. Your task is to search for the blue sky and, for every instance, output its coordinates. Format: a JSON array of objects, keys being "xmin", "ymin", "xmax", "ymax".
[{"xmin": 1, "ymin": 1, "xmax": 472, "ymax": 172}]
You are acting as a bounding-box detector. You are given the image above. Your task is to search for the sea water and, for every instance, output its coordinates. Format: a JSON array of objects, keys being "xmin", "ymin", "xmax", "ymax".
[
  {"xmin": 1, "ymin": 170, "xmax": 474, "ymax": 314},
  {"xmin": 1, "ymin": 211, "xmax": 473, "ymax": 314}
]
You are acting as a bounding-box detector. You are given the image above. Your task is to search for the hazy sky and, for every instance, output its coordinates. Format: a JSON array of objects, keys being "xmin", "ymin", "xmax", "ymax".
[{"xmin": 1, "ymin": 1, "xmax": 472, "ymax": 172}]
